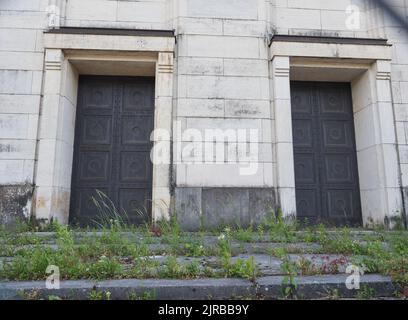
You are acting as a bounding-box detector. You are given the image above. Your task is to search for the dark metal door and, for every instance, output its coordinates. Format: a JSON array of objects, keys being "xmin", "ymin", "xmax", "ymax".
[
  {"xmin": 291, "ymin": 81, "xmax": 362, "ymax": 226},
  {"xmin": 70, "ymin": 76, "xmax": 155, "ymax": 226}
]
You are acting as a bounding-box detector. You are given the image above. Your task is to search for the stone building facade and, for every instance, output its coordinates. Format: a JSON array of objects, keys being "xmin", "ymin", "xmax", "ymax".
[{"xmin": 0, "ymin": 0, "xmax": 407, "ymax": 229}]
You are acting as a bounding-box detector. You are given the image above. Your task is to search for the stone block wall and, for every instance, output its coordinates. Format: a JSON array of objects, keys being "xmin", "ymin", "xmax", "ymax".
[
  {"xmin": 171, "ymin": 1, "xmax": 277, "ymax": 227},
  {"xmin": 172, "ymin": 0, "xmax": 273, "ymax": 185},
  {"xmin": 270, "ymin": 0, "xmax": 369, "ymax": 37},
  {"xmin": 382, "ymin": 1, "xmax": 408, "ymax": 222},
  {"xmin": 0, "ymin": 0, "xmax": 48, "ymax": 225},
  {"xmin": 64, "ymin": 0, "xmax": 169, "ymax": 29},
  {"xmin": 0, "ymin": 0, "xmax": 407, "ymax": 227}
]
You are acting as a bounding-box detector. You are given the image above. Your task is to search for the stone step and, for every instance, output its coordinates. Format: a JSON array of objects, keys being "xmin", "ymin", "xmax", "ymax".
[
  {"xmin": 0, "ymin": 253, "xmax": 367, "ymax": 278},
  {"xmin": 6, "ymin": 230, "xmax": 386, "ymax": 244},
  {"xmin": 0, "ymin": 274, "xmax": 398, "ymax": 300},
  {"xmin": 0, "ymin": 242, "xmax": 323, "ymax": 258}
]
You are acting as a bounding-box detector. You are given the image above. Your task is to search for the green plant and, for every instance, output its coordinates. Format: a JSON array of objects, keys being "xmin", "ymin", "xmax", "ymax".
[
  {"xmin": 160, "ymin": 214, "xmax": 182, "ymax": 254},
  {"xmin": 326, "ymin": 288, "xmax": 340, "ymax": 300},
  {"xmin": 157, "ymin": 256, "xmax": 181, "ymax": 278},
  {"xmin": 280, "ymin": 253, "xmax": 298, "ymax": 299},
  {"xmin": 2, "ymin": 247, "xmax": 53, "ymax": 280},
  {"xmin": 262, "ymin": 208, "xmax": 297, "ymax": 243},
  {"xmin": 217, "ymin": 227, "xmax": 233, "ymax": 271},
  {"xmin": 185, "ymin": 259, "xmax": 201, "ymax": 278},
  {"xmin": 85, "ymin": 256, "xmax": 123, "ymax": 280},
  {"xmin": 216, "ymin": 228, "xmax": 257, "ymax": 280},
  {"xmin": 183, "ymin": 240, "xmax": 206, "ymax": 257},
  {"xmin": 228, "ymin": 256, "xmax": 257, "ymax": 281},
  {"xmin": 88, "ymin": 289, "xmax": 111, "ymax": 300},
  {"xmin": 296, "ymin": 257, "xmax": 318, "ymax": 276},
  {"xmin": 234, "ymin": 226, "xmax": 254, "ymax": 243},
  {"xmin": 128, "ymin": 291, "xmax": 155, "ymax": 300},
  {"xmin": 309, "ymin": 227, "xmax": 366, "ymax": 255},
  {"xmin": 91, "ymin": 190, "xmax": 130, "ymax": 230},
  {"xmin": 356, "ymin": 285, "xmax": 376, "ymax": 300},
  {"xmin": 129, "ymin": 256, "xmax": 160, "ymax": 278}
]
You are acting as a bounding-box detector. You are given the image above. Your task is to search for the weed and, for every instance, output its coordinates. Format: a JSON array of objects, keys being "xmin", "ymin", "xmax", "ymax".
[
  {"xmin": 325, "ymin": 288, "xmax": 340, "ymax": 300},
  {"xmin": 234, "ymin": 226, "xmax": 254, "ymax": 243},
  {"xmin": 18, "ymin": 289, "xmax": 41, "ymax": 300},
  {"xmin": 356, "ymin": 285, "xmax": 376, "ymax": 299},
  {"xmin": 158, "ymin": 256, "xmax": 202, "ymax": 279},
  {"xmin": 128, "ymin": 291, "xmax": 155, "ymax": 300},
  {"xmin": 85, "ymin": 256, "xmax": 124, "ymax": 280},
  {"xmin": 185, "ymin": 259, "xmax": 201, "ymax": 278},
  {"xmin": 89, "ymin": 289, "xmax": 111, "ymax": 300},
  {"xmin": 280, "ymin": 252, "xmax": 298, "ymax": 299},
  {"xmin": 262, "ymin": 209, "xmax": 297, "ymax": 243},
  {"xmin": 90, "ymin": 190, "xmax": 131, "ymax": 230},
  {"xmin": 129, "ymin": 256, "xmax": 159, "ymax": 278},
  {"xmin": 228, "ymin": 256, "xmax": 258, "ymax": 281},
  {"xmin": 160, "ymin": 215, "xmax": 182, "ymax": 254},
  {"xmin": 183, "ymin": 240, "xmax": 206, "ymax": 257},
  {"xmin": 217, "ymin": 227, "xmax": 233, "ymax": 271},
  {"xmin": 296, "ymin": 257, "xmax": 318, "ymax": 276}
]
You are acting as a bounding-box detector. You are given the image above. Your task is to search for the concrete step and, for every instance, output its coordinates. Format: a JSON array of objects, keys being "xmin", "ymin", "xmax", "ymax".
[
  {"xmin": 0, "ymin": 274, "xmax": 399, "ymax": 300},
  {"xmin": 4, "ymin": 230, "xmax": 386, "ymax": 244},
  {"xmin": 0, "ymin": 253, "xmax": 353, "ymax": 276},
  {"xmin": 0, "ymin": 242, "xmax": 323, "ymax": 258}
]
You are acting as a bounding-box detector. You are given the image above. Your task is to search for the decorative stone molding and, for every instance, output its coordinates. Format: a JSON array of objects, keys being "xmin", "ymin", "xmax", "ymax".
[
  {"xmin": 273, "ymin": 67, "xmax": 290, "ymax": 77},
  {"xmin": 157, "ymin": 64, "xmax": 174, "ymax": 74},
  {"xmin": 273, "ymin": 66, "xmax": 290, "ymax": 77},
  {"xmin": 376, "ymin": 71, "xmax": 391, "ymax": 80},
  {"xmin": 272, "ymin": 56, "xmax": 290, "ymax": 78},
  {"xmin": 376, "ymin": 60, "xmax": 392, "ymax": 80},
  {"xmin": 44, "ymin": 61, "xmax": 62, "ymax": 70},
  {"xmin": 44, "ymin": 49, "xmax": 63, "ymax": 70},
  {"xmin": 157, "ymin": 52, "xmax": 174, "ymax": 74}
]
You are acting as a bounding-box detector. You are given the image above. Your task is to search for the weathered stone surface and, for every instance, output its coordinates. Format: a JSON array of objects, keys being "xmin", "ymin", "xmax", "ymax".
[
  {"xmin": 257, "ymin": 274, "xmax": 396, "ymax": 299},
  {"xmin": 202, "ymin": 188, "xmax": 278, "ymax": 229},
  {"xmin": 0, "ymin": 184, "xmax": 33, "ymax": 227},
  {"xmin": 1, "ymin": 0, "xmax": 408, "ymax": 229},
  {"xmin": 0, "ymin": 275, "xmax": 397, "ymax": 300},
  {"xmin": 174, "ymin": 187, "xmax": 202, "ymax": 231},
  {"xmin": 202, "ymin": 188, "xmax": 250, "ymax": 229},
  {"xmin": 0, "ymin": 278, "xmax": 255, "ymax": 300},
  {"xmin": 248, "ymin": 188, "xmax": 277, "ymax": 224},
  {"xmin": 174, "ymin": 187, "xmax": 278, "ymax": 230}
]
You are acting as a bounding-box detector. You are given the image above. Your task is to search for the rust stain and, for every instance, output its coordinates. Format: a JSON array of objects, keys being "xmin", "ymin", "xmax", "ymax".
[{"xmin": 36, "ymin": 197, "xmax": 46, "ymax": 209}]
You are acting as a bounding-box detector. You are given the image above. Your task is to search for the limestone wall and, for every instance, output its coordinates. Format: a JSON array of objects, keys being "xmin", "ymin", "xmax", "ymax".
[
  {"xmin": 0, "ymin": 0, "xmax": 49, "ymax": 224},
  {"xmin": 0, "ymin": 0, "xmax": 407, "ymax": 226}
]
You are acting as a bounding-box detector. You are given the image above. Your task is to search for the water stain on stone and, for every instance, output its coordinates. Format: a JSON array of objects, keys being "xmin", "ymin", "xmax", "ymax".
[{"xmin": 0, "ymin": 182, "xmax": 33, "ymax": 227}]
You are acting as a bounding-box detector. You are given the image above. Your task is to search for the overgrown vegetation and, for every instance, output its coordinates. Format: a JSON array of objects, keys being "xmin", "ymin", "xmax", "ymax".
[{"xmin": 0, "ymin": 203, "xmax": 407, "ymax": 300}]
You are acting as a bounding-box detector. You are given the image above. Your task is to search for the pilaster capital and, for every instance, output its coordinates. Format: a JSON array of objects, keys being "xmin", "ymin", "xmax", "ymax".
[
  {"xmin": 157, "ymin": 52, "xmax": 174, "ymax": 74},
  {"xmin": 45, "ymin": 49, "xmax": 64, "ymax": 70}
]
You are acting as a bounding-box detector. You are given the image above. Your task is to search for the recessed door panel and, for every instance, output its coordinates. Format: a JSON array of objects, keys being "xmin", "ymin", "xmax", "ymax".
[
  {"xmin": 291, "ymin": 81, "xmax": 362, "ymax": 226},
  {"xmin": 70, "ymin": 76, "xmax": 155, "ymax": 226}
]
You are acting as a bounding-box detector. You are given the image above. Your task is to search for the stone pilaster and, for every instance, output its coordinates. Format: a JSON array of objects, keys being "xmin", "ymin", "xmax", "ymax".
[
  {"xmin": 270, "ymin": 56, "xmax": 296, "ymax": 217},
  {"xmin": 151, "ymin": 52, "xmax": 174, "ymax": 222}
]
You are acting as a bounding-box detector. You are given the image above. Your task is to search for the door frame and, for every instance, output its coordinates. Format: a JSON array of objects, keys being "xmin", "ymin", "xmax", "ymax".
[
  {"xmin": 269, "ymin": 36, "xmax": 403, "ymax": 227},
  {"xmin": 34, "ymin": 29, "xmax": 175, "ymax": 224}
]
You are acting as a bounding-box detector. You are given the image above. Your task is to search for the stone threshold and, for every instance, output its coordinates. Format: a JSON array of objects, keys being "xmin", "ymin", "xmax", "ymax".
[{"xmin": 0, "ymin": 274, "xmax": 397, "ymax": 300}]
